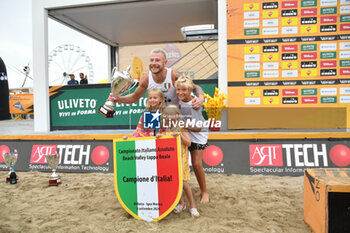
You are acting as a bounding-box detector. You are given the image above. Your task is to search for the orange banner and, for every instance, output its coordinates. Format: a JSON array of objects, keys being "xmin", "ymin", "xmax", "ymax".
[{"xmin": 9, "ymin": 94, "xmax": 34, "ymax": 114}]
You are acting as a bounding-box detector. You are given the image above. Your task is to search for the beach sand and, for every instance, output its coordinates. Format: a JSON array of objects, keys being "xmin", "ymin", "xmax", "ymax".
[{"xmin": 0, "ymin": 171, "xmax": 311, "ymax": 233}]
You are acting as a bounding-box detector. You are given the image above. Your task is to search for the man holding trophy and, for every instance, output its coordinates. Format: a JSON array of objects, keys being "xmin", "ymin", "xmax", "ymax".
[{"xmin": 100, "ymin": 48, "xmax": 204, "ymax": 116}]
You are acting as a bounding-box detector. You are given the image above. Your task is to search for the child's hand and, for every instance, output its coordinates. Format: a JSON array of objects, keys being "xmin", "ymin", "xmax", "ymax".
[
  {"xmin": 156, "ymin": 133, "xmax": 163, "ymax": 139},
  {"xmin": 123, "ymin": 136, "xmax": 128, "ymax": 140},
  {"xmin": 171, "ymin": 132, "xmax": 180, "ymax": 137}
]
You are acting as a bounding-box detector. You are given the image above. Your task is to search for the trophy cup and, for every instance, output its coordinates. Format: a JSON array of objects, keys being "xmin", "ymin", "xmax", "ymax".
[
  {"xmin": 98, "ymin": 66, "xmax": 138, "ymax": 118},
  {"xmin": 3, "ymin": 150, "xmax": 18, "ymax": 184},
  {"xmin": 46, "ymin": 154, "xmax": 62, "ymax": 186}
]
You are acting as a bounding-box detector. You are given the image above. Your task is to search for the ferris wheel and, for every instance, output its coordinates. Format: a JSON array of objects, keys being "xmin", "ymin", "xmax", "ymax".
[{"xmin": 48, "ymin": 44, "xmax": 94, "ymax": 85}]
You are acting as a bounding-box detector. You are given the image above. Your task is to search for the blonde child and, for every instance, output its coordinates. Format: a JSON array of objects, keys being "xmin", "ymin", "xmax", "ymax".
[
  {"xmin": 124, "ymin": 88, "xmax": 165, "ymax": 139},
  {"xmin": 175, "ymin": 76, "xmax": 209, "ymax": 203},
  {"xmin": 157, "ymin": 105, "xmax": 200, "ymax": 217}
]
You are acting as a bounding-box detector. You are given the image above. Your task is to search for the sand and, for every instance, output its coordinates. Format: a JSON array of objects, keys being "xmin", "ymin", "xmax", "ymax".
[{"xmin": 0, "ymin": 171, "xmax": 311, "ymax": 233}]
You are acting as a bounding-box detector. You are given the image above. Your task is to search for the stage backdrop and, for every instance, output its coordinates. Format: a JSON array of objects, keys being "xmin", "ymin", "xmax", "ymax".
[
  {"xmin": 49, "ymin": 80, "xmax": 217, "ymax": 130},
  {"xmin": 227, "ymin": 0, "xmax": 350, "ymax": 129}
]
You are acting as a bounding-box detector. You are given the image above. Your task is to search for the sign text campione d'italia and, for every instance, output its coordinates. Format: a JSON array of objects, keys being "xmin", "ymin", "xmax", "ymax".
[{"xmin": 113, "ymin": 136, "xmax": 183, "ymax": 222}]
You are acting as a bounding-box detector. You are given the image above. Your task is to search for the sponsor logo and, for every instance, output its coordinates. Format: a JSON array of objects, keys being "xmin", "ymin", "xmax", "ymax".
[
  {"xmin": 339, "ymin": 87, "xmax": 350, "ymax": 95},
  {"xmin": 302, "ymin": 97, "xmax": 318, "ymax": 103},
  {"xmin": 244, "ymin": 28, "xmax": 260, "ymax": 36},
  {"xmin": 321, "ymin": 52, "xmax": 337, "ymax": 59},
  {"xmin": 30, "ymin": 144, "xmax": 92, "ymax": 165},
  {"xmin": 263, "ymin": 89, "xmax": 279, "ymax": 96},
  {"xmin": 320, "ymin": 69, "xmax": 337, "ymax": 76},
  {"xmin": 320, "ymin": 60, "xmax": 336, "ymax": 68},
  {"xmin": 263, "ymin": 62, "xmax": 279, "ymax": 70},
  {"xmin": 262, "ymin": 2, "xmax": 278, "ymax": 9},
  {"xmin": 143, "ymin": 111, "xmax": 161, "ymax": 129},
  {"xmin": 245, "ymin": 71, "xmax": 260, "ymax": 78},
  {"xmin": 341, "ymin": 15, "xmax": 350, "ymax": 23},
  {"xmin": 245, "ymin": 98, "xmax": 261, "ymax": 105},
  {"xmin": 282, "ymin": 26, "xmax": 298, "ymax": 34},
  {"xmin": 321, "ymin": 7, "xmax": 337, "ymax": 15},
  {"xmin": 263, "ymin": 97, "xmax": 279, "ymax": 104},
  {"xmin": 244, "ymin": 11, "xmax": 260, "ymax": 19},
  {"xmin": 282, "ymin": 61, "xmax": 298, "ymax": 69},
  {"xmin": 340, "ymin": 60, "xmax": 350, "ymax": 67},
  {"xmin": 281, "ymin": 9, "xmax": 298, "ymax": 17},
  {"xmin": 320, "ymin": 43, "xmax": 337, "ymax": 51},
  {"xmin": 282, "ymin": 70, "xmax": 298, "ymax": 77},
  {"xmin": 321, "ymin": 16, "xmax": 337, "ymax": 24},
  {"xmin": 340, "ymin": 6, "xmax": 350, "ymax": 14},
  {"xmin": 245, "ymin": 54, "xmax": 260, "ymax": 62},
  {"xmin": 340, "ymin": 42, "xmax": 350, "ymax": 50},
  {"xmin": 282, "ymin": 1, "xmax": 298, "ymax": 8},
  {"xmin": 262, "ymin": 10, "xmax": 278, "ymax": 18},
  {"xmin": 250, "ymin": 143, "xmax": 328, "ymax": 167},
  {"xmin": 263, "ymin": 19, "xmax": 279, "ymax": 27},
  {"xmin": 301, "ymin": 69, "xmax": 317, "ymax": 77},
  {"xmin": 301, "ymin": 52, "xmax": 317, "ymax": 59},
  {"xmin": 341, "ymin": 0, "xmax": 350, "ymax": 5},
  {"xmin": 301, "ymin": 8, "xmax": 317, "ymax": 16},
  {"xmin": 283, "ymin": 97, "xmax": 298, "ymax": 104},
  {"xmin": 283, "ymin": 89, "xmax": 298, "ymax": 96},
  {"xmin": 301, "ymin": 17, "xmax": 317, "ymax": 24},
  {"xmin": 320, "ymin": 25, "xmax": 337, "ymax": 32},
  {"xmin": 340, "ymin": 96, "xmax": 350, "ymax": 103},
  {"xmin": 320, "ymin": 0, "xmax": 337, "ymax": 6},
  {"xmin": 340, "ymin": 51, "xmax": 350, "ymax": 59},
  {"xmin": 245, "ymin": 63, "xmax": 260, "ymax": 70},
  {"xmin": 321, "ymin": 96, "xmax": 337, "ymax": 103},
  {"xmin": 340, "ymin": 68, "xmax": 350, "ymax": 75},
  {"xmin": 262, "ymin": 28, "xmax": 279, "ymax": 35},
  {"xmin": 340, "ymin": 24, "xmax": 350, "ymax": 31},
  {"xmin": 263, "ymin": 46, "xmax": 278, "ymax": 53},
  {"xmin": 263, "ymin": 53, "xmax": 279, "ymax": 61},
  {"xmin": 301, "ymin": 61, "xmax": 317, "ymax": 68},
  {"xmin": 301, "ymin": 44, "xmax": 317, "ymax": 51},
  {"xmin": 250, "ymin": 144, "xmax": 283, "ymax": 166},
  {"xmin": 281, "ymin": 18, "xmax": 298, "ymax": 26},
  {"xmin": 244, "ymin": 3, "xmax": 259, "ymax": 11},
  {"xmin": 301, "ymin": 0, "xmax": 317, "ymax": 7},
  {"xmin": 301, "ymin": 25, "xmax": 317, "ymax": 33},
  {"xmin": 244, "ymin": 20, "xmax": 260, "ymax": 28},
  {"xmin": 244, "ymin": 46, "xmax": 260, "ymax": 54},
  {"xmin": 282, "ymin": 53, "xmax": 298, "ymax": 60},
  {"xmin": 282, "ymin": 45, "xmax": 298, "ymax": 52},
  {"xmin": 263, "ymin": 71, "xmax": 279, "ymax": 78},
  {"xmin": 320, "ymin": 88, "xmax": 337, "ymax": 95},
  {"xmin": 302, "ymin": 88, "xmax": 317, "ymax": 95},
  {"xmin": 245, "ymin": 89, "xmax": 261, "ymax": 97},
  {"xmin": 13, "ymin": 102, "xmax": 24, "ymax": 111}
]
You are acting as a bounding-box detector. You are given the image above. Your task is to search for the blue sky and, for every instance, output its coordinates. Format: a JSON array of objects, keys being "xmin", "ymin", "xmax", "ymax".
[{"xmin": 0, "ymin": 0, "xmax": 109, "ymax": 89}]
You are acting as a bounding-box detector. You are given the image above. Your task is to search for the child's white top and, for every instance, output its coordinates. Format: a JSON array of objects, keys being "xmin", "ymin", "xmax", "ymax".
[{"xmin": 178, "ymin": 98, "xmax": 208, "ymax": 144}]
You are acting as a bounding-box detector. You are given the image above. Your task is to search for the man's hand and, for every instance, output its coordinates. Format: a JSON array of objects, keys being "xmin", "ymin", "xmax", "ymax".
[
  {"xmin": 107, "ymin": 93, "xmax": 120, "ymax": 103},
  {"xmin": 192, "ymin": 95, "xmax": 204, "ymax": 110}
]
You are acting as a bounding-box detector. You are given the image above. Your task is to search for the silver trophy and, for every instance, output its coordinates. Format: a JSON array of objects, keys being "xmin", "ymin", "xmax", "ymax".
[
  {"xmin": 3, "ymin": 150, "xmax": 18, "ymax": 184},
  {"xmin": 46, "ymin": 154, "xmax": 62, "ymax": 186},
  {"xmin": 98, "ymin": 66, "xmax": 138, "ymax": 118}
]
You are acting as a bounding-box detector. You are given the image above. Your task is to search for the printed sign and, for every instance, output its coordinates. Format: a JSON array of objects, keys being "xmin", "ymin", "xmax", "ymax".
[{"xmin": 113, "ymin": 136, "xmax": 182, "ymax": 222}]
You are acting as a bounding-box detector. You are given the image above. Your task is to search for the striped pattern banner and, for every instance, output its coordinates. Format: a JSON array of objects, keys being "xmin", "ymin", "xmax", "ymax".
[{"xmin": 114, "ymin": 136, "xmax": 182, "ymax": 222}]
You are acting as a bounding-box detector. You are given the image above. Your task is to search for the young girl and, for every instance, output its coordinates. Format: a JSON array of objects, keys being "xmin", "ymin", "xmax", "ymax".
[
  {"xmin": 157, "ymin": 105, "xmax": 200, "ymax": 217},
  {"xmin": 125, "ymin": 88, "xmax": 165, "ymax": 138},
  {"xmin": 175, "ymin": 75, "xmax": 209, "ymax": 204}
]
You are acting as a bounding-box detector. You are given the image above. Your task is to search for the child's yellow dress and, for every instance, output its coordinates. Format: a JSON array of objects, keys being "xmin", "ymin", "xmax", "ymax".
[{"xmin": 161, "ymin": 128, "xmax": 190, "ymax": 181}]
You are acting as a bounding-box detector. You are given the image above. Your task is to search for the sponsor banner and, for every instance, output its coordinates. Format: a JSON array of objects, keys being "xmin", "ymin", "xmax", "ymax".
[
  {"xmin": 282, "ymin": 45, "xmax": 298, "ymax": 52},
  {"xmin": 302, "ymin": 97, "xmax": 318, "ymax": 103},
  {"xmin": 282, "ymin": 97, "xmax": 298, "ymax": 104},
  {"xmin": 282, "ymin": 1, "xmax": 298, "ymax": 8},
  {"xmin": 340, "ymin": 87, "xmax": 350, "ymax": 95},
  {"xmin": 262, "ymin": 27, "xmax": 279, "ymax": 35},
  {"xmin": 320, "ymin": 88, "xmax": 337, "ymax": 95},
  {"xmin": 263, "ymin": 97, "xmax": 279, "ymax": 104},
  {"xmin": 245, "ymin": 89, "xmax": 261, "ymax": 97},
  {"xmin": 9, "ymin": 94, "xmax": 33, "ymax": 114},
  {"xmin": 321, "ymin": 96, "xmax": 337, "ymax": 103},
  {"xmin": 244, "ymin": 20, "xmax": 260, "ymax": 28},
  {"xmin": 302, "ymin": 88, "xmax": 318, "ymax": 95},
  {"xmin": 50, "ymin": 82, "xmax": 216, "ymax": 130},
  {"xmin": 340, "ymin": 96, "xmax": 350, "ymax": 103},
  {"xmin": 340, "ymin": 15, "xmax": 350, "ymax": 23},
  {"xmin": 263, "ymin": 19, "xmax": 279, "ymax": 27},
  {"xmin": 301, "ymin": 8, "xmax": 317, "ymax": 16},
  {"xmin": 283, "ymin": 89, "xmax": 298, "ymax": 96},
  {"xmin": 301, "ymin": 0, "xmax": 317, "ymax": 7},
  {"xmin": 320, "ymin": 16, "xmax": 337, "ymax": 24},
  {"xmin": 281, "ymin": 26, "xmax": 298, "ymax": 34},
  {"xmin": 245, "ymin": 97, "xmax": 261, "ymax": 105},
  {"xmin": 0, "ymin": 140, "xmax": 113, "ymax": 173},
  {"xmin": 340, "ymin": 60, "xmax": 350, "ymax": 67},
  {"xmin": 245, "ymin": 54, "xmax": 260, "ymax": 62},
  {"xmin": 282, "ymin": 61, "xmax": 298, "ymax": 69},
  {"xmin": 282, "ymin": 70, "xmax": 298, "ymax": 77},
  {"xmin": 321, "ymin": 7, "xmax": 337, "ymax": 15},
  {"xmin": 320, "ymin": 52, "xmax": 336, "ymax": 59},
  {"xmin": 245, "ymin": 71, "xmax": 260, "ymax": 78},
  {"xmin": 208, "ymin": 139, "xmax": 350, "ymax": 176},
  {"xmin": 244, "ymin": 11, "xmax": 260, "ymax": 19},
  {"xmin": 301, "ymin": 44, "xmax": 317, "ymax": 51},
  {"xmin": 281, "ymin": 18, "xmax": 298, "ymax": 26}
]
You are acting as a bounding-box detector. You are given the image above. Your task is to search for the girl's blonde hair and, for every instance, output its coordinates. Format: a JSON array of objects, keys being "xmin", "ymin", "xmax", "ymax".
[
  {"xmin": 174, "ymin": 75, "xmax": 194, "ymax": 90},
  {"xmin": 162, "ymin": 104, "xmax": 183, "ymax": 122},
  {"xmin": 145, "ymin": 88, "xmax": 165, "ymax": 111}
]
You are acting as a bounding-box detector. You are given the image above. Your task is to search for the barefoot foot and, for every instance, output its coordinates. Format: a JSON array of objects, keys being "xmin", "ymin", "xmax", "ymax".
[{"xmin": 200, "ymin": 192, "xmax": 210, "ymax": 204}]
